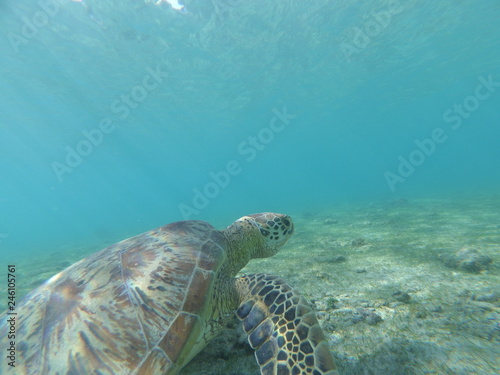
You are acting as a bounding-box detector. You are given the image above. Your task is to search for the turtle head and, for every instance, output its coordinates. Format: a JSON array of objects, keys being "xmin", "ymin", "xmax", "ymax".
[
  {"xmin": 225, "ymin": 213, "xmax": 294, "ymax": 271},
  {"xmin": 245, "ymin": 213, "xmax": 294, "ymax": 256}
]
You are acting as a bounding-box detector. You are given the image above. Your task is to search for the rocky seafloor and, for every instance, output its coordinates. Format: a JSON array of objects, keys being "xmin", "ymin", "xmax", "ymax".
[{"xmin": 2, "ymin": 195, "xmax": 499, "ymax": 374}]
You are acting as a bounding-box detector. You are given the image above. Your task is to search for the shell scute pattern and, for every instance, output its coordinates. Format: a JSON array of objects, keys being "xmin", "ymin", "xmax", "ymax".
[
  {"xmin": 0, "ymin": 213, "xmax": 338, "ymax": 375},
  {"xmin": 1, "ymin": 220, "xmax": 224, "ymax": 374}
]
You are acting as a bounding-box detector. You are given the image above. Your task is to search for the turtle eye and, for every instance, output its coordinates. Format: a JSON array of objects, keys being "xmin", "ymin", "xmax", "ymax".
[{"xmin": 260, "ymin": 228, "xmax": 270, "ymax": 237}]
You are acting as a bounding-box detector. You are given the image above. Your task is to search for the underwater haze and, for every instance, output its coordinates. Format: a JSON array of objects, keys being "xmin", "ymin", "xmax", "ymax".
[
  {"xmin": 0, "ymin": 0, "xmax": 499, "ymax": 252},
  {"xmin": 0, "ymin": 1, "xmax": 499, "ymax": 374}
]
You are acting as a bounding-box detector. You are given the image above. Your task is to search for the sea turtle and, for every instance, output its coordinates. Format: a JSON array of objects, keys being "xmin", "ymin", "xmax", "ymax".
[{"xmin": 0, "ymin": 213, "xmax": 338, "ymax": 375}]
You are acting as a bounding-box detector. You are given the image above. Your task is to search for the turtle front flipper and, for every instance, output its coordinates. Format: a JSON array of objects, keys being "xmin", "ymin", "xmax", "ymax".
[{"xmin": 235, "ymin": 274, "xmax": 338, "ymax": 375}]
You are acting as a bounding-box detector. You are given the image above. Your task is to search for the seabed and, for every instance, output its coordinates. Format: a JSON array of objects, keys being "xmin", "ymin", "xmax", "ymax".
[{"xmin": 3, "ymin": 195, "xmax": 499, "ymax": 375}]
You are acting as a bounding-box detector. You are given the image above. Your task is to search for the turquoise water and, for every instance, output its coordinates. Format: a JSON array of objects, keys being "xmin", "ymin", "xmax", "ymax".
[
  {"xmin": 0, "ymin": 1, "xmax": 499, "ymax": 373},
  {"xmin": 1, "ymin": 0, "xmax": 499, "ymax": 256}
]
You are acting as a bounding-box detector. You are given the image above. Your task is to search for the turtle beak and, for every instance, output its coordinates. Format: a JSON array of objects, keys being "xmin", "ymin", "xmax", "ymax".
[
  {"xmin": 281, "ymin": 216, "xmax": 294, "ymax": 235},
  {"xmin": 247, "ymin": 213, "xmax": 294, "ymax": 254}
]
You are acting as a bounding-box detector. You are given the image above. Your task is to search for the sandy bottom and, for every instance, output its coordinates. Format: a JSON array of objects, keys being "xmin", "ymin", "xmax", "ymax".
[
  {"xmin": 3, "ymin": 195, "xmax": 499, "ymax": 374},
  {"xmin": 182, "ymin": 196, "xmax": 499, "ymax": 375}
]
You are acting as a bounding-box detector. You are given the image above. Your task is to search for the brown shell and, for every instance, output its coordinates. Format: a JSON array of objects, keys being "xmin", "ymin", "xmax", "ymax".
[{"xmin": 0, "ymin": 220, "xmax": 228, "ymax": 375}]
